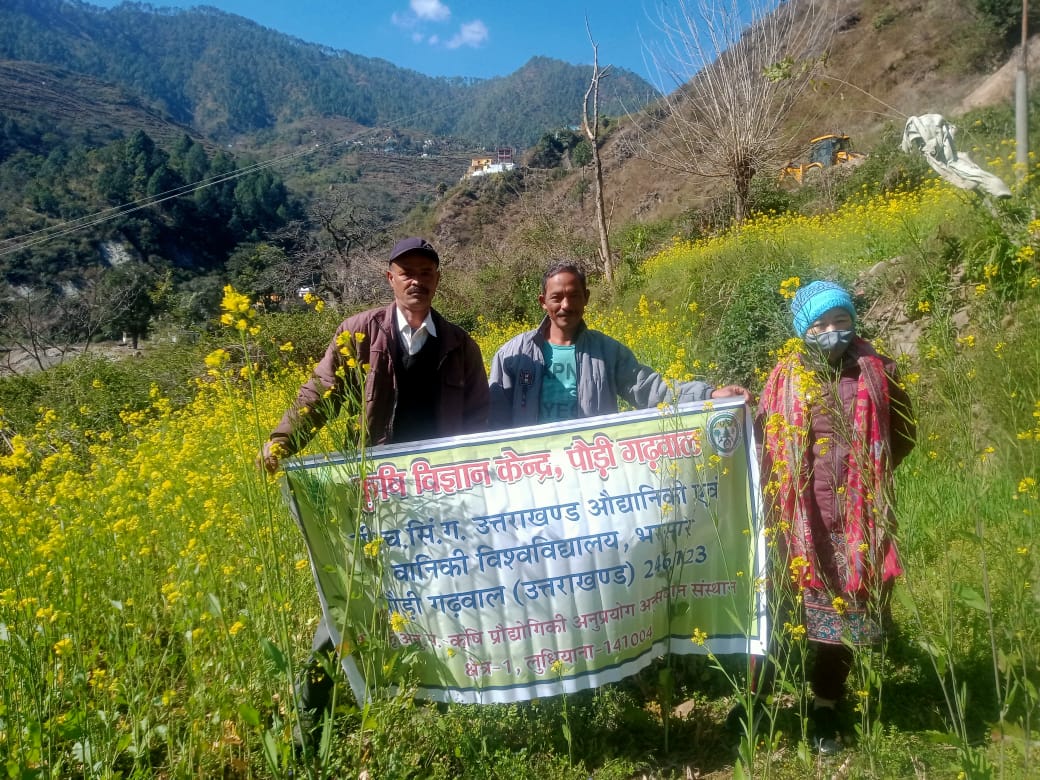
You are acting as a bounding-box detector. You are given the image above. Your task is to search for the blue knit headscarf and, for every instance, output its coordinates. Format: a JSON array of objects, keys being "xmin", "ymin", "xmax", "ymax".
[{"xmin": 790, "ymin": 280, "xmax": 856, "ymax": 337}]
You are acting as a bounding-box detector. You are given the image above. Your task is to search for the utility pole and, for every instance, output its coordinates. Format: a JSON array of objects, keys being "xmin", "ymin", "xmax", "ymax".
[{"xmin": 1016, "ymin": 0, "xmax": 1029, "ymax": 185}]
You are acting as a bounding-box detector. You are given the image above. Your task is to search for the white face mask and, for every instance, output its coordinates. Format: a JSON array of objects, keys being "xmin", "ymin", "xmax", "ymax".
[{"xmin": 804, "ymin": 329, "xmax": 855, "ymax": 362}]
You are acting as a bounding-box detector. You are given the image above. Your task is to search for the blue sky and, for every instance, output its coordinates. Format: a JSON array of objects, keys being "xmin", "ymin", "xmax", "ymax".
[{"xmin": 89, "ymin": 0, "xmax": 677, "ymax": 86}]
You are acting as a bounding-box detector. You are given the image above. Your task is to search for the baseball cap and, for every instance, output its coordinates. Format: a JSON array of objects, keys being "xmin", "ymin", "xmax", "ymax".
[{"xmin": 388, "ymin": 237, "xmax": 439, "ymax": 266}]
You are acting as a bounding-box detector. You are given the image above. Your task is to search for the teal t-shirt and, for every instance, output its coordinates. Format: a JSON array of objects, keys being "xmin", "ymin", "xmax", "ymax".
[{"xmin": 540, "ymin": 342, "xmax": 578, "ymax": 423}]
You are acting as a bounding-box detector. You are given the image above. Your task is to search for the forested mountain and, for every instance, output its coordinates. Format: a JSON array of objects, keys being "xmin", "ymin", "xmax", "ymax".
[
  {"xmin": 7, "ymin": 0, "xmax": 1019, "ymax": 375},
  {"xmin": 0, "ymin": 116, "xmax": 301, "ymax": 350},
  {"xmin": 0, "ymin": 0, "xmax": 656, "ymax": 146},
  {"xmin": 0, "ymin": 0, "xmax": 660, "ymax": 365}
]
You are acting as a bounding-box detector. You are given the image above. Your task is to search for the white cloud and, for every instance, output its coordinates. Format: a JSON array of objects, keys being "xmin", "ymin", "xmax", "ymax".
[
  {"xmin": 447, "ymin": 20, "xmax": 488, "ymax": 49},
  {"xmin": 392, "ymin": 3, "xmax": 483, "ymax": 50},
  {"xmin": 411, "ymin": 0, "xmax": 451, "ymax": 22}
]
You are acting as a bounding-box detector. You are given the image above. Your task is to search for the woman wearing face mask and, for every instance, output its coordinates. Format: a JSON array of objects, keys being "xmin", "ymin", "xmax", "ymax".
[{"xmin": 755, "ymin": 280, "xmax": 916, "ymax": 754}]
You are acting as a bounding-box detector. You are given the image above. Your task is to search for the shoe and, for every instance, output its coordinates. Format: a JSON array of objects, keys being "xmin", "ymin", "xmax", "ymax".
[
  {"xmin": 809, "ymin": 705, "xmax": 843, "ymax": 755},
  {"xmin": 813, "ymin": 732, "xmax": 842, "ymax": 756},
  {"xmin": 293, "ymin": 660, "xmax": 334, "ymax": 758},
  {"xmin": 292, "ymin": 706, "xmax": 322, "ymax": 757}
]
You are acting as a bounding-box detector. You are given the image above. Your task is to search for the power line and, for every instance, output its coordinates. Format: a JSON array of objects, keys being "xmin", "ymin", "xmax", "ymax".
[
  {"xmin": 0, "ymin": 95, "xmax": 475, "ymax": 258},
  {"xmin": 0, "ymin": 143, "xmax": 319, "ymax": 257}
]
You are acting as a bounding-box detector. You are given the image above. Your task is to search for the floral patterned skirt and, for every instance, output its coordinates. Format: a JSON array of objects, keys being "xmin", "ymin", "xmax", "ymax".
[{"xmin": 803, "ymin": 588, "xmax": 888, "ymax": 646}]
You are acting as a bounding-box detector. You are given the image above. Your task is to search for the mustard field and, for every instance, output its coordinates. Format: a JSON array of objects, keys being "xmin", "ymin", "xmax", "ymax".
[{"xmin": 2, "ymin": 172, "xmax": 1039, "ymax": 778}]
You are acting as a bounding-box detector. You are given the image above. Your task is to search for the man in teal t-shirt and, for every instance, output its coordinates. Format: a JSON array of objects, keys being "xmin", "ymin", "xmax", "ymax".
[{"xmin": 488, "ymin": 261, "xmax": 751, "ymax": 429}]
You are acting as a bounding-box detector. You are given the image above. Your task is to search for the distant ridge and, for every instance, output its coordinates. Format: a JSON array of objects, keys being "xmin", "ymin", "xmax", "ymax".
[
  {"xmin": 0, "ymin": 59, "xmax": 207, "ymax": 149},
  {"xmin": 0, "ymin": 0, "xmax": 657, "ymax": 146}
]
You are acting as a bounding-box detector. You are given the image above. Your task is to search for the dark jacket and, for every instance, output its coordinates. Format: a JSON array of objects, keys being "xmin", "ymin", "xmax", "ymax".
[{"xmin": 270, "ymin": 303, "xmax": 489, "ymax": 453}]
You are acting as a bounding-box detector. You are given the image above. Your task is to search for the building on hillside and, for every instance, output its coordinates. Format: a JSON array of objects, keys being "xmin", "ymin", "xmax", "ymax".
[{"xmin": 463, "ymin": 147, "xmax": 516, "ymax": 180}]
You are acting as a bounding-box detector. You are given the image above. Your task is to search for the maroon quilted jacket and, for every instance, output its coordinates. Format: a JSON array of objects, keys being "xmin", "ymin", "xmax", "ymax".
[{"xmin": 756, "ymin": 342, "xmax": 916, "ymax": 538}]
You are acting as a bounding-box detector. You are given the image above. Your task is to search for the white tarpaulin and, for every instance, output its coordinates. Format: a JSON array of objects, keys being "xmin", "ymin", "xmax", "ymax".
[{"xmin": 901, "ymin": 113, "xmax": 1012, "ymax": 198}]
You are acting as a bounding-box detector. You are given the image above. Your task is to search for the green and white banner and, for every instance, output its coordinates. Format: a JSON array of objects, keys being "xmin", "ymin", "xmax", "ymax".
[{"xmin": 284, "ymin": 399, "xmax": 766, "ymax": 704}]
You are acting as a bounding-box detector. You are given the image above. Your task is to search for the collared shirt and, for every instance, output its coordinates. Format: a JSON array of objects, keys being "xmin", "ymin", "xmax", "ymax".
[{"xmin": 395, "ymin": 308, "xmax": 437, "ymax": 355}]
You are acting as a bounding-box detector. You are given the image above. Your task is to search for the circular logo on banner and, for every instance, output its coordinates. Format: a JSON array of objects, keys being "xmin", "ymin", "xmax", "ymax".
[{"xmin": 707, "ymin": 411, "xmax": 741, "ymax": 456}]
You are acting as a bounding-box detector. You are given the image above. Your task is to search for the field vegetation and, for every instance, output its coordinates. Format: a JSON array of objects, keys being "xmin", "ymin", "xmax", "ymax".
[{"xmin": 1, "ymin": 109, "xmax": 1038, "ymax": 778}]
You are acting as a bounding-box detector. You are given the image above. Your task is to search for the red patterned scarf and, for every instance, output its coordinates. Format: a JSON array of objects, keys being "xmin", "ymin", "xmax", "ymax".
[{"xmin": 759, "ymin": 337, "xmax": 902, "ymax": 594}]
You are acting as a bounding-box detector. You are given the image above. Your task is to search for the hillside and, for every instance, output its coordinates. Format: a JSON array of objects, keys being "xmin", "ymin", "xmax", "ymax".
[
  {"xmin": 0, "ymin": 0, "xmax": 655, "ymax": 147},
  {"xmin": 0, "ymin": 59, "xmax": 474, "ymax": 230},
  {"xmin": 0, "ymin": 59, "xmax": 209, "ymax": 151},
  {"xmin": 2, "ymin": 96, "xmax": 1038, "ymax": 779},
  {"xmin": 2, "ymin": 0, "xmax": 1036, "ymax": 360},
  {"xmin": 1, "ymin": 2, "xmax": 1039, "ymax": 776},
  {"xmin": 429, "ymin": 0, "xmax": 1034, "ymax": 269}
]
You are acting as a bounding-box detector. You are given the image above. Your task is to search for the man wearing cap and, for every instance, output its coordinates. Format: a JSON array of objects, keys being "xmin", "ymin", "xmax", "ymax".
[
  {"xmin": 260, "ymin": 236, "xmax": 489, "ymax": 468},
  {"xmin": 259, "ymin": 237, "xmax": 489, "ymax": 750},
  {"xmin": 488, "ymin": 260, "xmax": 751, "ymax": 429}
]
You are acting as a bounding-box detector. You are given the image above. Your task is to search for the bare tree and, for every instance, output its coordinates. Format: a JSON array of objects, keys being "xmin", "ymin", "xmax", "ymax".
[
  {"xmin": 280, "ymin": 191, "xmax": 387, "ymax": 307},
  {"xmin": 0, "ymin": 266, "xmax": 161, "ymax": 374},
  {"xmin": 582, "ymin": 26, "xmax": 614, "ymax": 283},
  {"xmin": 639, "ymin": 0, "xmax": 835, "ymax": 223},
  {"xmin": 0, "ymin": 284, "xmax": 81, "ymax": 373},
  {"xmin": 73, "ymin": 264, "xmax": 161, "ymax": 351}
]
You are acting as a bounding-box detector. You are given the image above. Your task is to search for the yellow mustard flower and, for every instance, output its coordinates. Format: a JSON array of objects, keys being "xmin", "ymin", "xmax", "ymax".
[
  {"xmin": 53, "ymin": 637, "xmax": 74, "ymax": 656},
  {"xmin": 779, "ymin": 276, "xmax": 801, "ymax": 300},
  {"xmin": 783, "ymin": 622, "xmax": 807, "ymax": 641}
]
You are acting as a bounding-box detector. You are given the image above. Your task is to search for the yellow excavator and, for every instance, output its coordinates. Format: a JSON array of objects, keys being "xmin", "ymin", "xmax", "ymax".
[{"xmin": 781, "ymin": 133, "xmax": 866, "ymax": 184}]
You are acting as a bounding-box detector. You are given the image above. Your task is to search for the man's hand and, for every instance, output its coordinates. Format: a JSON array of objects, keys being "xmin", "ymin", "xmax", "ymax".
[
  {"xmin": 710, "ymin": 384, "xmax": 754, "ymax": 406},
  {"xmin": 256, "ymin": 440, "xmax": 283, "ymax": 475}
]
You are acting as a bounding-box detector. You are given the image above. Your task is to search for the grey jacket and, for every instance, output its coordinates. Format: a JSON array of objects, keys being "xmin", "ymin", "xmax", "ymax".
[{"xmin": 488, "ymin": 318, "xmax": 713, "ymax": 429}]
